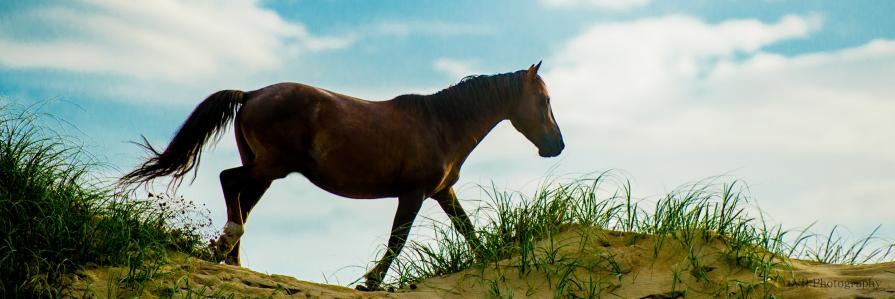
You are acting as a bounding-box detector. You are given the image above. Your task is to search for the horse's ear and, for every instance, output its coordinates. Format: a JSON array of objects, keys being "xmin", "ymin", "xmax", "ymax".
[{"xmin": 527, "ymin": 61, "xmax": 542, "ymax": 78}]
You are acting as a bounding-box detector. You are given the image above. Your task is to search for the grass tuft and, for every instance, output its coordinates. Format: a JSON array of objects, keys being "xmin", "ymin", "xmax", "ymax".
[
  {"xmin": 0, "ymin": 104, "xmax": 213, "ymax": 297},
  {"xmin": 388, "ymin": 172, "xmax": 895, "ymax": 297}
]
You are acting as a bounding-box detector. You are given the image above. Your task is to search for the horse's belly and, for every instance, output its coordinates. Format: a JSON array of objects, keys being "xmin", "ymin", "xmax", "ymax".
[
  {"xmin": 298, "ymin": 135, "xmax": 423, "ymax": 198},
  {"xmin": 298, "ymin": 150, "xmax": 447, "ymax": 200},
  {"xmin": 300, "ymin": 169, "xmax": 401, "ymax": 199}
]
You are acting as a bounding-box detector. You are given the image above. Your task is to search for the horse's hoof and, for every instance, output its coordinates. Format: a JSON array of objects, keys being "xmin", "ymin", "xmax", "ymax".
[
  {"xmin": 223, "ymin": 255, "xmax": 241, "ymax": 266},
  {"xmin": 355, "ymin": 279, "xmax": 383, "ymax": 292},
  {"xmin": 355, "ymin": 284, "xmax": 379, "ymax": 292},
  {"xmin": 208, "ymin": 240, "xmax": 231, "ymax": 263},
  {"xmin": 212, "ymin": 224, "xmax": 244, "ymax": 262}
]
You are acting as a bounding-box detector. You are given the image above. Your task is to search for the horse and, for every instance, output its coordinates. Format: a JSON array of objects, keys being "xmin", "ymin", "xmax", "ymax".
[{"xmin": 119, "ymin": 62, "xmax": 564, "ymax": 291}]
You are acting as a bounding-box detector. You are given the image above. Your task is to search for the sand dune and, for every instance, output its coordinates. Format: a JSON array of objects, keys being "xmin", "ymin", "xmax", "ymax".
[
  {"xmin": 69, "ymin": 226, "xmax": 895, "ymax": 298},
  {"xmin": 409, "ymin": 227, "xmax": 895, "ymax": 298}
]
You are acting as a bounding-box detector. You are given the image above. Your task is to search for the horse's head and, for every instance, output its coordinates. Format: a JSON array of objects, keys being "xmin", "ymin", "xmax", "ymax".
[{"xmin": 510, "ymin": 61, "xmax": 565, "ymax": 158}]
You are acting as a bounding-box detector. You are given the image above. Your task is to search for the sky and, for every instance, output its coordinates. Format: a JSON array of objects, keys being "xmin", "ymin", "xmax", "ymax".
[{"xmin": 2, "ymin": 0, "xmax": 894, "ymax": 286}]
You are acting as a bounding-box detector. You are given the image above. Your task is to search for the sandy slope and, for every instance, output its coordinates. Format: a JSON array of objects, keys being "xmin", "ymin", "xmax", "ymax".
[
  {"xmin": 69, "ymin": 227, "xmax": 895, "ymax": 298},
  {"xmin": 409, "ymin": 227, "xmax": 895, "ymax": 298},
  {"xmin": 69, "ymin": 254, "xmax": 398, "ymax": 298}
]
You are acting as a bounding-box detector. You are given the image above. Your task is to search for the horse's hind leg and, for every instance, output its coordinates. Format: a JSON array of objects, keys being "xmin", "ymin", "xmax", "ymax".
[
  {"xmin": 224, "ymin": 179, "xmax": 271, "ymax": 265},
  {"xmin": 213, "ymin": 163, "xmax": 277, "ymax": 265},
  {"xmin": 214, "ymin": 166, "xmax": 249, "ymax": 263},
  {"xmin": 214, "ymin": 119, "xmax": 281, "ymax": 265}
]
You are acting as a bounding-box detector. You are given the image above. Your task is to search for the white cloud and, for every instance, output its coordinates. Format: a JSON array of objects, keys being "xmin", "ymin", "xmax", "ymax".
[
  {"xmin": 534, "ymin": 14, "xmax": 895, "ymax": 233},
  {"xmin": 548, "ymin": 15, "xmax": 821, "ymax": 122},
  {"xmin": 433, "ymin": 57, "xmax": 483, "ymax": 79},
  {"xmin": 0, "ymin": 0, "xmax": 353, "ymax": 81},
  {"xmin": 542, "ymin": 0, "xmax": 651, "ymax": 11}
]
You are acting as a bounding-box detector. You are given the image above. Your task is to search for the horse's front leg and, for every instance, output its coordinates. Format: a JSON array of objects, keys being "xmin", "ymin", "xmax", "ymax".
[
  {"xmin": 432, "ymin": 187, "xmax": 483, "ymax": 260},
  {"xmin": 357, "ymin": 192, "xmax": 424, "ymax": 291}
]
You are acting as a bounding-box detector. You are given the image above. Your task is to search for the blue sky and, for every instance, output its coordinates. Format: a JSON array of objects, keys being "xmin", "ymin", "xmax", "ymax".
[{"xmin": 2, "ymin": 0, "xmax": 894, "ymax": 285}]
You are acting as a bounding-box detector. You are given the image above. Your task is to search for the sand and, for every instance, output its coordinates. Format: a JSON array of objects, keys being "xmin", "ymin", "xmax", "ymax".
[{"xmin": 68, "ymin": 226, "xmax": 895, "ymax": 298}]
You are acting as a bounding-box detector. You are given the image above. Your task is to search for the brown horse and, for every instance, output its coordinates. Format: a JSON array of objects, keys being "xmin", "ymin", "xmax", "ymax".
[{"xmin": 120, "ymin": 62, "xmax": 563, "ymax": 290}]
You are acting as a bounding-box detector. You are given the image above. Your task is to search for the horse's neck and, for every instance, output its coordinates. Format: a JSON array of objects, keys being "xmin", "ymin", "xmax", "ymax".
[
  {"xmin": 433, "ymin": 97, "xmax": 510, "ymax": 160},
  {"xmin": 452, "ymin": 113, "xmax": 504, "ymax": 149}
]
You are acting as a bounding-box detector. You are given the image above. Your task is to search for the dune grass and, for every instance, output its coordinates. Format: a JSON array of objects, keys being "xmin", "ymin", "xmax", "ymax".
[
  {"xmin": 0, "ymin": 105, "xmax": 213, "ymax": 298},
  {"xmin": 388, "ymin": 173, "xmax": 895, "ymax": 297}
]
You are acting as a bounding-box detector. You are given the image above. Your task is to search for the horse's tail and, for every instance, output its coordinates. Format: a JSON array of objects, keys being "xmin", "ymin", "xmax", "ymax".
[{"xmin": 119, "ymin": 90, "xmax": 246, "ymax": 189}]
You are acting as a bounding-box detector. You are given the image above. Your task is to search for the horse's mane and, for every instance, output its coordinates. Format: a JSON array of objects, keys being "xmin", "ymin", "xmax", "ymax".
[{"xmin": 393, "ymin": 71, "xmax": 525, "ymax": 121}]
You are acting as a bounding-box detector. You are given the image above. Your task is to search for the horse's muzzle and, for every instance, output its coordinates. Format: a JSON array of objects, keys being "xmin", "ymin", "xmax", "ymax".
[{"xmin": 538, "ymin": 138, "xmax": 565, "ymax": 157}]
